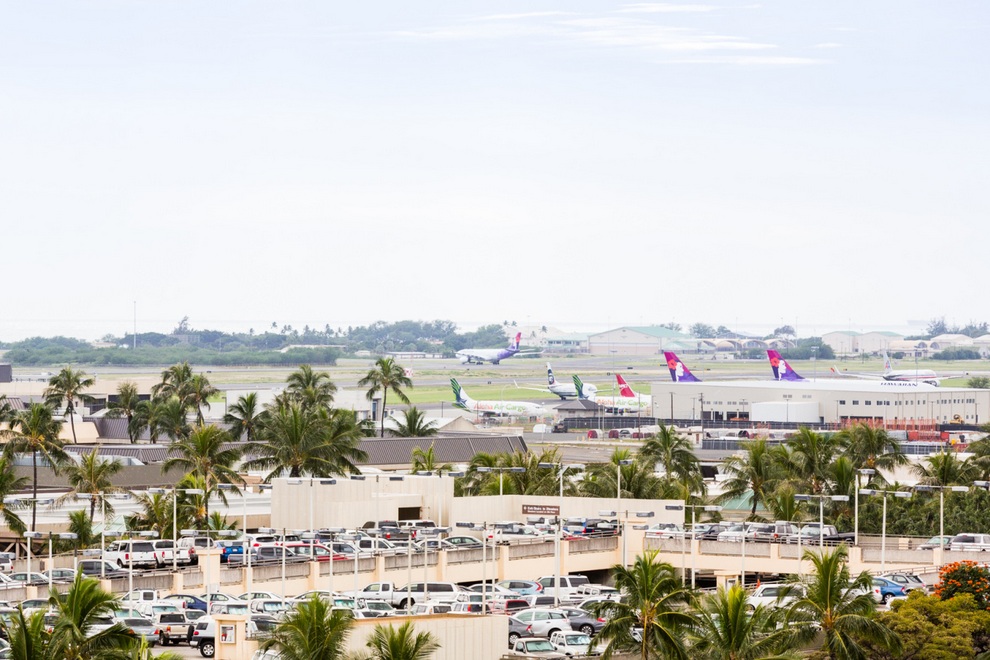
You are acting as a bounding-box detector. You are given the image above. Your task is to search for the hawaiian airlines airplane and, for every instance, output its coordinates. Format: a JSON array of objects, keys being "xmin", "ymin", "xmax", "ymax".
[
  {"xmin": 767, "ymin": 350, "xmax": 805, "ymax": 381},
  {"xmin": 664, "ymin": 352, "xmax": 702, "ymax": 382},
  {"xmin": 455, "ymin": 332, "xmax": 539, "ymax": 365},
  {"xmin": 572, "ymin": 374, "xmax": 651, "ymax": 412},
  {"xmin": 450, "ymin": 379, "xmax": 547, "ymax": 417},
  {"xmin": 516, "ymin": 363, "xmax": 597, "ymax": 400},
  {"xmin": 830, "ymin": 350, "xmax": 940, "ymax": 386}
]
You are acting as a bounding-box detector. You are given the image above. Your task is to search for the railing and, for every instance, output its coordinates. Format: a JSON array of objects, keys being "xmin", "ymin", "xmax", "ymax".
[
  {"xmin": 508, "ymin": 543, "xmax": 554, "ymax": 560},
  {"xmin": 219, "ymin": 568, "xmax": 244, "ymax": 585},
  {"xmin": 383, "ymin": 554, "xmax": 434, "ymax": 570},
  {"xmin": 183, "ymin": 570, "xmax": 203, "ymax": 590},
  {"xmin": 253, "ymin": 562, "xmax": 311, "ymax": 583},
  {"xmin": 107, "ymin": 573, "xmax": 174, "ymax": 594},
  {"xmin": 570, "ymin": 537, "xmax": 618, "ymax": 555}
]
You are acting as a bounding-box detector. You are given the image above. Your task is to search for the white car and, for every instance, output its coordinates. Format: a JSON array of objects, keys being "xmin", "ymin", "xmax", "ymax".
[
  {"xmin": 747, "ymin": 583, "xmax": 804, "ymax": 610},
  {"xmin": 550, "ymin": 630, "xmax": 594, "ymax": 656},
  {"xmin": 512, "ymin": 608, "xmax": 573, "ymax": 638},
  {"xmin": 237, "ymin": 591, "xmax": 281, "ymax": 601}
]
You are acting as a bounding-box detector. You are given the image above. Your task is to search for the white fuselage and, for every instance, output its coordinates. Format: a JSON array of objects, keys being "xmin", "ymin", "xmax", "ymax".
[
  {"xmin": 459, "ymin": 398, "xmax": 547, "ymax": 417},
  {"xmin": 588, "ymin": 393, "xmax": 652, "ymax": 412}
]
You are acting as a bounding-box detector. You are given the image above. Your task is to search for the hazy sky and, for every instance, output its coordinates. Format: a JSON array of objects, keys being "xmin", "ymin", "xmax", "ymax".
[{"xmin": 1, "ymin": 1, "xmax": 987, "ymax": 341}]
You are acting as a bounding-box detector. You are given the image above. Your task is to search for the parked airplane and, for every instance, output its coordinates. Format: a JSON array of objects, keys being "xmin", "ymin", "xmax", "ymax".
[
  {"xmin": 455, "ymin": 332, "xmax": 539, "ymax": 365},
  {"xmin": 515, "ymin": 363, "xmax": 597, "ymax": 400},
  {"xmin": 664, "ymin": 352, "xmax": 702, "ymax": 383},
  {"xmin": 767, "ymin": 350, "xmax": 805, "ymax": 382},
  {"xmin": 830, "ymin": 350, "xmax": 941, "ymax": 386},
  {"xmin": 450, "ymin": 379, "xmax": 547, "ymax": 417},
  {"xmin": 572, "ymin": 375, "xmax": 651, "ymax": 412}
]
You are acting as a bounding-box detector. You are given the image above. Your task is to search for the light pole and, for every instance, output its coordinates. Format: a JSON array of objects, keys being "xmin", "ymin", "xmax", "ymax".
[
  {"xmin": 664, "ymin": 504, "xmax": 722, "ymax": 588},
  {"xmin": 182, "ymin": 528, "xmax": 236, "ymax": 608},
  {"xmin": 285, "ymin": 478, "xmax": 337, "ymax": 533},
  {"xmin": 616, "ymin": 459, "xmax": 633, "ymax": 520},
  {"xmin": 457, "ymin": 521, "xmax": 496, "ymax": 606},
  {"xmin": 538, "ymin": 461, "xmax": 585, "ymax": 605},
  {"xmin": 75, "ymin": 492, "xmax": 131, "ymax": 578},
  {"xmin": 601, "ymin": 509, "xmax": 654, "ymax": 571},
  {"xmin": 475, "ymin": 467, "xmax": 526, "ymax": 498},
  {"xmin": 914, "ymin": 485, "xmax": 969, "ymax": 549},
  {"xmin": 860, "ymin": 488, "xmax": 911, "ymax": 572},
  {"xmin": 853, "ymin": 468, "xmax": 875, "ymax": 546},
  {"xmin": 795, "ymin": 494, "xmax": 850, "ymax": 547},
  {"xmin": 149, "ymin": 486, "xmax": 205, "ymax": 572},
  {"xmin": 23, "ymin": 531, "xmax": 42, "ymax": 577},
  {"xmin": 42, "ymin": 532, "xmax": 77, "ymax": 591},
  {"xmin": 125, "ymin": 530, "xmax": 159, "ymax": 597}
]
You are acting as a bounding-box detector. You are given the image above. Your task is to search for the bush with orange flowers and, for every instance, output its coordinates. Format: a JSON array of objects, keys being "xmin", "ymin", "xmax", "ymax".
[{"xmin": 935, "ymin": 560, "xmax": 990, "ymax": 609}]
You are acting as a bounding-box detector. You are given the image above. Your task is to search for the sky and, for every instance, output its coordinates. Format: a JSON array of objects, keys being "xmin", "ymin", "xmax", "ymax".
[{"xmin": 1, "ymin": 1, "xmax": 987, "ymax": 341}]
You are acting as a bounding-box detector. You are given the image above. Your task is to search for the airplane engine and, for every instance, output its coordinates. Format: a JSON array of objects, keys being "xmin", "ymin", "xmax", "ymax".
[{"xmin": 459, "ymin": 356, "xmax": 471, "ymax": 364}]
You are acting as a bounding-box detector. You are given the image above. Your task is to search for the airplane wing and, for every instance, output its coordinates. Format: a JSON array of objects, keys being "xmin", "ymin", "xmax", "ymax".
[
  {"xmin": 513, "ymin": 350, "xmax": 543, "ymax": 357},
  {"xmin": 513, "ymin": 380, "xmax": 552, "ymax": 395}
]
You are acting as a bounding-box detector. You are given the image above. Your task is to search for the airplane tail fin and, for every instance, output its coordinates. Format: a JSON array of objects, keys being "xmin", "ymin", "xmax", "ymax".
[
  {"xmin": 616, "ymin": 374, "xmax": 637, "ymax": 397},
  {"xmin": 663, "ymin": 352, "xmax": 701, "ymax": 383},
  {"xmin": 508, "ymin": 332, "xmax": 521, "ymax": 351},
  {"xmin": 767, "ymin": 350, "xmax": 805, "ymax": 381},
  {"xmin": 546, "ymin": 363, "xmax": 556, "ymax": 386},
  {"xmin": 882, "ymin": 350, "xmax": 892, "ymax": 373},
  {"xmin": 450, "ymin": 378, "xmax": 472, "ymax": 408}
]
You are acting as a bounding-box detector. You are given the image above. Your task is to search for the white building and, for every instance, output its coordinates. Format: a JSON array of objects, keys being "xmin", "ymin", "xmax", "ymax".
[{"xmin": 588, "ymin": 326, "xmax": 695, "ymax": 356}]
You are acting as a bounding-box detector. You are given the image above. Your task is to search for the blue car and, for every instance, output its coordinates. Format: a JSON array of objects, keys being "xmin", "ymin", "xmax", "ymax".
[
  {"xmin": 216, "ymin": 540, "xmax": 245, "ymax": 563},
  {"xmin": 871, "ymin": 577, "xmax": 907, "ymax": 604},
  {"xmin": 162, "ymin": 593, "xmax": 208, "ymax": 612}
]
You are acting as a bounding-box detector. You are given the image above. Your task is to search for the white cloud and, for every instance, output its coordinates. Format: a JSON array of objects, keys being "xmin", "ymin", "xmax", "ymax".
[
  {"xmin": 472, "ymin": 11, "xmax": 574, "ymax": 22},
  {"xmin": 617, "ymin": 3, "xmax": 718, "ymax": 13},
  {"xmin": 667, "ymin": 55, "xmax": 824, "ymax": 65},
  {"xmin": 813, "ymin": 42, "xmax": 842, "ymax": 49}
]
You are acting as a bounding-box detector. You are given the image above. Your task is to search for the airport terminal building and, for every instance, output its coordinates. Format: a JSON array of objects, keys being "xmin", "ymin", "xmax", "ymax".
[{"xmin": 650, "ymin": 379, "xmax": 990, "ymax": 427}]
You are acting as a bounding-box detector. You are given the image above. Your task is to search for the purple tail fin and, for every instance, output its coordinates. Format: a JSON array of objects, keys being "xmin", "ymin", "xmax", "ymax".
[
  {"xmin": 768, "ymin": 350, "xmax": 804, "ymax": 381},
  {"xmin": 663, "ymin": 352, "xmax": 701, "ymax": 383}
]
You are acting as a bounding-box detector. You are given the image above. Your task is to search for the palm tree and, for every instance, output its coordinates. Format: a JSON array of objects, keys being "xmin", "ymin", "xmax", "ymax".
[
  {"xmin": 1, "ymin": 404, "xmax": 69, "ymax": 530},
  {"xmin": 589, "ymin": 550, "xmax": 694, "ymax": 660},
  {"xmin": 388, "ymin": 407, "xmax": 437, "ymax": 438},
  {"xmin": 640, "ymin": 426, "xmax": 705, "ymax": 498},
  {"xmin": 912, "ymin": 449, "xmax": 975, "ymax": 487},
  {"xmin": 718, "ymin": 438, "xmax": 781, "ymax": 520},
  {"xmin": 47, "ymin": 571, "xmax": 138, "ymax": 659},
  {"xmin": 787, "ymin": 546, "xmax": 901, "ymax": 660},
  {"xmin": 581, "ymin": 449, "xmax": 666, "ymax": 500},
  {"xmin": 106, "ymin": 381, "xmax": 143, "ymax": 444},
  {"xmin": 286, "ymin": 365, "xmax": 337, "ymax": 410},
  {"xmin": 781, "ymin": 428, "xmax": 843, "ymax": 495},
  {"xmin": 365, "ymin": 620, "xmax": 441, "ymax": 660},
  {"xmin": 44, "ymin": 367, "xmax": 95, "ymax": 445},
  {"xmin": 126, "ymin": 491, "xmax": 175, "ymax": 539},
  {"xmin": 259, "ymin": 595, "xmax": 353, "ymax": 660},
  {"xmin": 689, "ymin": 584, "xmax": 800, "ymax": 660},
  {"xmin": 67, "ymin": 510, "xmax": 96, "ymax": 550},
  {"xmin": 162, "ymin": 425, "xmax": 243, "ymax": 524},
  {"xmin": 4, "ymin": 606, "xmax": 52, "ymax": 660},
  {"xmin": 0, "ymin": 456, "xmax": 29, "ymax": 535},
  {"xmin": 151, "ymin": 362, "xmax": 194, "ymax": 402},
  {"xmin": 410, "ymin": 443, "xmax": 451, "ymax": 474},
  {"xmin": 187, "ymin": 374, "xmax": 218, "ymax": 425},
  {"xmin": 836, "ymin": 423, "xmax": 907, "ymax": 484},
  {"xmin": 358, "ymin": 358, "xmax": 413, "ymax": 438},
  {"xmin": 765, "ymin": 485, "xmax": 807, "ymax": 523},
  {"xmin": 223, "ymin": 392, "xmax": 263, "ymax": 442},
  {"xmin": 60, "ymin": 450, "xmax": 124, "ymax": 520},
  {"xmin": 246, "ymin": 404, "xmax": 366, "ymax": 481},
  {"xmin": 134, "ymin": 397, "xmax": 189, "ymax": 444}
]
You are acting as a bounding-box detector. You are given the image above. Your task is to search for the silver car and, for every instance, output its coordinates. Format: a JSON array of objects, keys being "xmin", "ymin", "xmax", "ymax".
[
  {"xmin": 511, "ymin": 608, "xmax": 572, "ymax": 638},
  {"xmin": 121, "ymin": 617, "xmax": 158, "ymax": 647}
]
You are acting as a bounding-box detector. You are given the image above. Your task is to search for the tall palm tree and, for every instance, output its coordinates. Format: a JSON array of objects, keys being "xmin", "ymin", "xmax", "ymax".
[
  {"xmin": 410, "ymin": 443, "xmax": 451, "ymax": 474},
  {"xmin": 47, "ymin": 571, "xmax": 138, "ymax": 659},
  {"xmin": 689, "ymin": 584, "xmax": 800, "ymax": 660},
  {"xmin": 365, "ymin": 621, "xmax": 441, "ymax": 660},
  {"xmin": 912, "ymin": 449, "xmax": 975, "ymax": 487},
  {"xmin": 60, "ymin": 450, "xmax": 124, "ymax": 520},
  {"xmin": 162, "ymin": 425, "xmax": 243, "ymax": 523},
  {"xmin": 246, "ymin": 404, "xmax": 366, "ymax": 481},
  {"xmin": 358, "ymin": 358, "xmax": 413, "ymax": 438},
  {"xmin": 640, "ymin": 426, "xmax": 705, "ymax": 498},
  {"xmin": 106, "ymin": 382, "xmax": 143, "ymax": 444},
  {"xmin": 836, "ymin": 423, "xmax": 907, "ymax": 484},
  {"xmin": 67, "ymin": 510, "xmax": 96, "ymax": 550},
  {"xmin": 258, "ymin": 595, "xmax": 353, "ymax": 660},
  {"xmin": 1, "ymin": 404, "xmax": 69, "ymax": 530},
  {"xmin": 285, "ymin": 365, "xmax": 337, "ymax": 411},
  {"xmin": 786, "ymin": 546, "xmax": 901, "ymax": 660},
  {"xmin": 781, "ymin": 428, "xmax": 843, "ymax": 495},
  {"xmin": 388, "ymin": 407, "xmax": 437, "ymax": 438},
  {"xmin": 152, "ymin": 397, "xmax": 192, "ymax": 443},
  {"xmin": 589, "ymin": 550, "xmax": 694, "ymax": 660},
  {"xmin": 44, "ymin": 367, "xmax": 95, "ymax": 445},
  {"xmin": 151, "ymin": 362, "xmax": 194, "ymax": 402},
  {"xmin": 581, "ymin": 449, "xmax": 666, "ymax": 500},
  {"xmin": 126, "ymin": 491, "xmax": 175, "ymax": 539},
  {"xmin": 223, "ymin": 392, "xmax": 263, "ymax": 442},
  {"xmin": 187, "ymin": 374, "xmax": 218, "ymax": 426},
  {"xmin": 0, "ymin": 456, "xmax": 29, "ymax": 535},
  {"xmin": 718, "ymin": 438, "xmax": 781, "ymax": 520}
]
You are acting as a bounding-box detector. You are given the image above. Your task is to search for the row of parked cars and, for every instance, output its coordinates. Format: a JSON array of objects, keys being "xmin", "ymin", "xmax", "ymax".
[
  {"xmin": 749, "ymin": 570, "xmax": 929, "ymax": 608},
  {"xmin": 647, "ymin": 521, "xmax": 855, "ymax": 545}
]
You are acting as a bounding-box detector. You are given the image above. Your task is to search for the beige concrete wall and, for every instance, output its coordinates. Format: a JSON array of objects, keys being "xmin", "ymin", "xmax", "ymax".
[
  {"xmin": 344, "ymin": 613, "xmax": 509, "ymax": 660},
  {"xmin": 448, "ymin": 495, "xmax": 684, "ymax": 528}
]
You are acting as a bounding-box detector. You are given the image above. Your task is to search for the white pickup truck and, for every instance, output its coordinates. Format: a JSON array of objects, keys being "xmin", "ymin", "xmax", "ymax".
[
  {"xmin": 152, "ymin": 539, "xmax": 195, "ymax": 566},
  {"xmin": 346, "ymin": 581, "xmax": 463, "ymax": 609}
]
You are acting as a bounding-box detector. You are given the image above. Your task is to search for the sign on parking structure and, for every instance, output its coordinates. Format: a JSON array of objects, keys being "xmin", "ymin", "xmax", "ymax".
[{"xmin": 522, "ymin": 505, "xmax": 560, "ymax": 516}]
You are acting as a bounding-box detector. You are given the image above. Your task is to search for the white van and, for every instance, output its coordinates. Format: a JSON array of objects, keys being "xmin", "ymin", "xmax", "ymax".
[{"xmin": 948, "ymin": 533, "xmax": 990, "ymax": 552}]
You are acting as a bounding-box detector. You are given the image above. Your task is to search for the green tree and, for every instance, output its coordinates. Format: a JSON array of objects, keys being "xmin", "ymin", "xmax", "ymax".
[
  {"xmin": 44, "ymin": 367, "xmax": 95, "ymax": 445},
  {"xmin": 162, "ymin": 425, "xmax": 243, "ymax": 525},
  {"xmin": 718, "ymin": 438, "xmax": 781, "ymax": 520},
  {"xmin": 388, "ymin": 407, "xmax": 437, "ymax": 438},
  {"xmin": 151, "ymin": 362, "xmax": 194, "ymax": 403},
  {"xmin": 1, "ymin": 404, "xmax": 70, "ymax": 530},
  {"xmin": 223, "ymin": 392, "xmax": 263, "ymax": 442},
  {"xmin": 105, "ymin": 382, "xmax": 143, "ymax": 444},
  {"xmin": 967, "ymin": 376, "xmax": 990, "ymax": 389},
  {"xmin": 126, "ymin": 491, "xmax": 175, "ymax": 539},
  {"xmin": 246, "ymin": 404, "xmax": 366, "ymax": 481},
  {"xmin": 689, "ymin": 584, "xmax": 800, "ymax": 660},
  {"xmin": 640, "ymin": 426, "xmax": 705, "ymax": 499},
  {"xmin": 787, "ymin": 546, "xmax": 901, "ymax": 660},
  {"xmin": 410, "ymin": 443, "xmax": 451, "ymax": 474},
  {"xmin": 66, "ymin": 510, "xmax": 96, "ymax": 550},
  {"xmin": 259, "ymin": 595, "xmax": 353, "ymax": 660},
  {"xmin": 187, "ymin": 373, "xmax": 218, "ymax": 426},
  {"xmin": 779, "ymin": 428, "xmax": 844, "ymax": 495},
  {"xmin": 912, "ymin": 450, "xmax": 975, "ymax": 487},
  {"xmin": 364, "ymin": 620, "xmax": 441, "ymax": 660},
  {"xmin": 581, "ymin": 449, "xmax": 666, "ymax": 500},
  {"xmin": 358, "ymin": 358, "xmax": 413, "ymax": 438},
  {"xmin": 863, "ymin": 591, "xmax": 990, "ymax": 660},
  {"xmin": 285, "ymin": 364, "xmax": 338, "ymax": 411},
  {"xmin": 60, "ymin": 450, "xmax": 124, "ymax": 520},
  {"xmin": 0, "ymin": 456, "xmax": 29, "ymax": 535},
  {"xmin": 589, "ymin": 550, "xmax": 694, "ymax": 660},
  {"xmin": 835, "ymin": 424, "xmax": 908, "ymax": 482}
]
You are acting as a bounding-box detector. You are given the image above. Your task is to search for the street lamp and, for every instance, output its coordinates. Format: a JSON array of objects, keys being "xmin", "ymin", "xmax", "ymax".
[
  {"xmin": 38, "ymin": 532, "xmax": 78, "ymax": 591},
  {"xmin": 853, "ymin": 468, "xmax": 875, "ymax": 546},
  {"xmin": 538, "ymin": 462, "xmax": 585, "ymax": 605},
  {"xmin": 616, "ymin": 459, "xmax": 633, "ymax": 522},
  {"xmin": 149, "ymin": 487, "xmax": 205, "ymax": 571},
  {"xmin": 475, "ymin": 467, "xmax": 526, "ymax": 498},
  {"xmin": 285, "ymin": 478, "xmax": 337, "ymax": 533},
  {"xmin": 860, "ymin": 489, "xmax": 911, "ymax": 572},
  {"xmin": 795, "ymin": 494, "xmax": 850, "ymax": 547},
  {"xmin": 456, "ymin": 521, "xmax": 497, "ymax": 606},
  {"xmin": 914, "ymin": 485, "xmax": 969, "ymax": 549},
  {"xmin": 664, "ymin": 504, "xmax": 722, "ymax": 588},
  {"xmin": 600, "ymin": 509, "xmax": 654, "ymax": 572},
  {"xmin": 182, "ymin": 528, "xmax": 236, "ymax": 607},
  {"xmin": 75, "ymin": 492, "xmax": 131, "ymax": 578}
]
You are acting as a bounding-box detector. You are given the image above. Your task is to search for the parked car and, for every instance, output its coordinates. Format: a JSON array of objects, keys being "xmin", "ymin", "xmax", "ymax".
[
  {"xmin": 43, "ymin": 568, "xmax": 76, "ymax": 583},
  {"xmin": 747, "ymin": 583, "xmax": 804, "ymax": 610},
  {"xmin": 872, "ymin": 577, "xmax": 908, "ymax": 604},
  {"xmin": 120, "ymin": 617, "xmax": 158, "ymax": 647},
  {"xmin": 228, "ymin": 546, "xmax": 306, "ymax": 565},
  {"xmin": 7, "ymin": 572, "xmax": 51, "ymax": 586},
  {"xmin": 190, "ymin": 617, "xmax": 217, "ymax": 657},
  {"xmin": 215, "ymin": 540, "xmax": 244, "ymax": 563},
  {"xmin": 557, "ymin": 606, "xmax": 605, "ymax": 636},
  {"xmin": 509, "ymin": 637, "xmax": 567, "ymax": 657},
  {"xmin": 237, "ymin": 591, "xmax": 281, "ymax": 601},
  {"xmin": 445, "ymin": 535, "xmax": 484, "ymax": 549},
  {"xmin": 880, "ymin": 573, "xmax": 928, "ymax": 593},
  {"xmin": 948, "ymin": 533, "xmax": 990, "ymax": 552},
  {"xmin": 104, "ymin": 540, "xmax": 162, "ymax": 568},
  {"xmin": 512, "ymin": 608, "xmax": 572, "ymax": 638},
  {"xmin": 284, "ymin": 542, "xmax": 339, "ymax": 562},
  {"xmin": 163, "ymin": 594, "xmax": 208, "ymax": 612},
  {"xmin": 497, "ymin": 580, "xmax": 543, "ymax": 596},
  {"xmin": 550, "ymin": 630, "xmax": 594, "ymax": 656},
  {"xmin": 508, "ymin": 615, "xmax": 530, "ymax": 647},
  {"xmin": 917, "ymin": 535, "xmax": 953, "ymax": 550},
  {"xmin": 154, "ymin": 612, "xmax": 192, "ymax": 646},
  {"xmin": 78, "ymin": 560, "xmax": 127, "ymax": 578},
  {"xmin": 535, "ymin": 575, "xmax": 591, "ymax": 602},
  {"xmin": 151, "ymin": 539, "xmax": 195, "ymax": 566}
]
